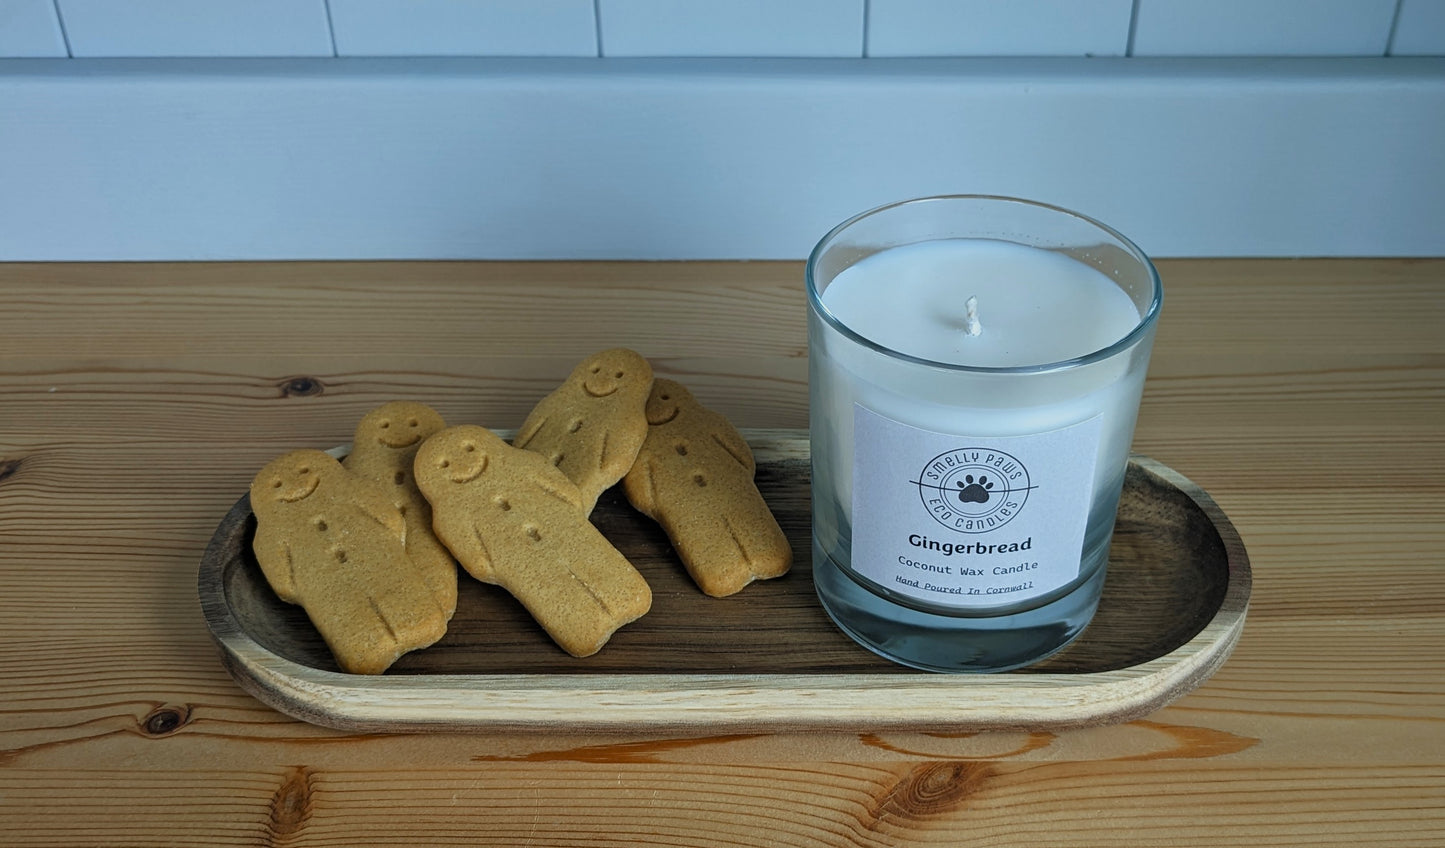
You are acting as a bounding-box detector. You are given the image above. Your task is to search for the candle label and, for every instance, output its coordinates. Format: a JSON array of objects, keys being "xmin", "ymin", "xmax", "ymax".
[{"xmin": 851, "ymin": 405, "xmax": 1101, "ymax": 610}]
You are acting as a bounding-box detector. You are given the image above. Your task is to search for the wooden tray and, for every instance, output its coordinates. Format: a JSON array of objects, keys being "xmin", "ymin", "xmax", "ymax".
[{"xmin": 198, "ymin": 431, "xmax": 1249, "ymax": 733}]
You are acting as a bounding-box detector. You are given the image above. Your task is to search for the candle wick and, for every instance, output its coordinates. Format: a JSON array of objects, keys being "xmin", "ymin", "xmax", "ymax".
[{"xmin": 964, "ymin": 295, "xmax": 982, "ymax": 337}]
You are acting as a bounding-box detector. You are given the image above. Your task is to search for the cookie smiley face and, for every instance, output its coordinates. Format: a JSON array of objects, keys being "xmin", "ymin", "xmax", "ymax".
[
  {"xmin": 579, "ymin": 348, "xmax": 649, "ymax": 399},
  {"xmin": 255, "ymin": 450, "xmax": 331, "ymax": 504},
  {"xmin": 643, "ymin": 380, "xmax": 689, "ymax": 426},
  {"xmin": 416, "ymin": 425, "xmax": 503, "ymax": 486},
  {"xmin": 438, "ymin": 439, "xmax": 488, "ymax": 484},
  {"xmin": 356, "ymin": 401, "xmax": 447, "ymax": 449}
]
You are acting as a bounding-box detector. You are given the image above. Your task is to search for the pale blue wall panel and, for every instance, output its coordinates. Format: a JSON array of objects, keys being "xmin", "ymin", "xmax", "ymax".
[
  {"xmin": 330, "ymin": 0, "xmax": 597, "ymax": 57},
  {"xmin": 2, "ymin": 58, "xmax": 1442, "ymax": 260},
  {"xmin": 0, "ymin": 0, "xmax": 66, "ymax": 56},
  {"xmin": 867, "ymin": 0, "xmax": 1132, "ymax": 57},
  {"xmin": 57, "ymin": 0, "xmax": 334, "ymax": 57},
  {"xmin": 1392, "ymin": 0, "xmax": 1445, "ymax": 55},
  {"xmin": 599, "ymin": 0, "xmax": 863, "ymax": 57},
  {"xmin": 1133, "ymin": 0, "xmax": 1396, "ymax": 56}
]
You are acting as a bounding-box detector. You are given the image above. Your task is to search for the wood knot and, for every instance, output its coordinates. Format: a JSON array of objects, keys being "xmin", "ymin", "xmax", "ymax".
[
  {"xmin": 0, "ymin": 457, "xmax": 21, "ymax": 483},
  {"xmin": 868, "ymin": 761, "xmax": 993, "ymax": 824},
  {"xmin": 141, "ymin": 704, "xmax": 192, "ymax": 736},
  {"xmin": 278, "ymin": 376, "xmax": 325, "ymax": 398},
  {"xmin": 268, "ymin": 766, "xmax": 315, "ymax": 841}
]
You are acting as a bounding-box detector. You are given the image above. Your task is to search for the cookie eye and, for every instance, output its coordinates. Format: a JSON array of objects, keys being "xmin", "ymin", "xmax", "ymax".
[
  {"xmin": 408, "ymin": 418, "xmax": 419, "ymax": 428},
  {"xmin": 463, "ymin": 442, "xmax": 475, "ymax": 452},
  {"xmin": 675, "ymin": 443, "xmax": 688, "ymax": 456},
  {"xmin": 568, "ymin": 419, "xmax": 583, "ymax": 433},
  {"xmin": 298, "ymin": 466, "xmax": 311, "ymax": 475},
  {"xmin": 393, "ymin": 471, "xmax": 406, "ymax": 485},
  {"xmin": 615, "ymin": 370, "xmax": 624, "ymax": 378},
  {"xmin": 271, "ymin": 479, "xmax": 283, "ymax": 489},
  {"xmin": 439, "ymin": 459, "xmax": 450, "ymax": 469},
  {"xmin": 590, "ymin": 365, "xmax": 600, "ymax": 374},
  {"xmin": 314, "ymin": 518, "xmax": 328, "ymax": 531},
  {"xmin": 659, "ymin": 393, "xmax": 671, "ymax": 401},
  {"xmin": 379, "ymin": 420, "xmax": 390, "ymax": 429}
]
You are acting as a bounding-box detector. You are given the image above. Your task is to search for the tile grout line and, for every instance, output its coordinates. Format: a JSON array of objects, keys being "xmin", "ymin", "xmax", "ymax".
[
  {"xmin": 1385, "ymin": 0, "xmax": 1405, "ymax": 56},
  {"xmin": 322, "ymin": 0, "xmax": 339, "ymax": 57},
  {"xmin": 593, "ymin": 0, "xmax": 604, "ymax": 57},
  {"xmin": 861, "ymin": 0, "xmax": 871, "ymax": 58},
  {"xmin": 50, "ymin": 0, "xmax": 73, "ymax": 58},
  {"xmin": 1125, "ymin": 0, "xmax": 1142, "ymax": 57}
]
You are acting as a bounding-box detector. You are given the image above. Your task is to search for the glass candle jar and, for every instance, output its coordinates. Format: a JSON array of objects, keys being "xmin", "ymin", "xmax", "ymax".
[{"xmin": 807, "ymin": 195, "xmax": 1163, "ymax": 672}]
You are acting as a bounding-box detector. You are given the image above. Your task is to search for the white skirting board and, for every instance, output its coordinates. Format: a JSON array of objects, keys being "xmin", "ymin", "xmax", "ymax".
[{"xmin": 1, "ymin": 56, "xmax": 1442, "ymax": 260}]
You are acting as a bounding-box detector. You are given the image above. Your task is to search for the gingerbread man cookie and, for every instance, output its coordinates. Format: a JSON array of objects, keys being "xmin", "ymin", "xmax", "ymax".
[
  {"xmin": 623, "ymin": 379, "xmax": 792, "ymax": 597},
  {"xmin": 250, "ymin": 449, "xmax": 449, "ymax": 674},
  {"xmin": 513, "ymin": 348, "xmax": 653, "ymax": 515},
  {"xmin": 415, "ymin": 425, "xmax": 652, "ymax": 657},
  {"xmin": 343, "ymin": 401, "xmax": 458, "ymax": 621}
]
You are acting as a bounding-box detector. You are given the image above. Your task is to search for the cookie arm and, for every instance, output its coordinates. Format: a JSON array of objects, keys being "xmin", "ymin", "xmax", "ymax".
[
  {"xmin": 354, "ymin": 482, "xmax": 407, "ymax": 540},
  {"xmin": 252, "ymin": 526, "xmax": 300, "ymax": 603},
  {"xmin": 513, "ymin": 409, "xmax": 548, "ymax": 450},
  {"xmin": 510, "ymin": 444, "xmax": 586, "ymax": 509},
  {"xmin": 464, "ymin": 525, "xmax": 496, "ymax": 581},
  {"xmin": 532, "ymin": 463, "xmax": 586, "ymax": 510},
  {"xmin": 428, "ymin": 512, "xmax": 495, "ymax": 582},
  {"xmin": 621, "ymin": 453, "xmax": 658, "ymax": 517},
  {"xmin": 709, "ymin": 422, "xmax": 756, "ymax": 475}
]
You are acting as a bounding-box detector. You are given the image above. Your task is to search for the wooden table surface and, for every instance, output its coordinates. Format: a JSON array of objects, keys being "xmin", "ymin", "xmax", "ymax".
[{"xmin": 1, "ymin": 259, "xmax": 1441, "ymax": 846}]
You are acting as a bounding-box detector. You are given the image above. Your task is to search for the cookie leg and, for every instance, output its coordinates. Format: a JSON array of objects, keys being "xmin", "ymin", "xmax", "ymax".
[
  {"xmin": 496, "ymin": 535, "xmax": 650, "ymax": 657},
  {"xmin": 666, "ymin": 502, "xmax": 791, "ymax": 597}
]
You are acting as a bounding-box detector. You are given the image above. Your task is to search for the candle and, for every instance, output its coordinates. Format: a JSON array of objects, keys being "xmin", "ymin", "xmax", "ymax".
[{"xmin": 806, "ymin": 196, "xmax": 1161, "ymax": 673}]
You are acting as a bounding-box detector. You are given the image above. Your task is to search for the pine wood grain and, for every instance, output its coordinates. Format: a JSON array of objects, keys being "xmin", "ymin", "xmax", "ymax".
[{"xmin": 1, "ymin": 259, "xmax": 1443, "ymax": 846}]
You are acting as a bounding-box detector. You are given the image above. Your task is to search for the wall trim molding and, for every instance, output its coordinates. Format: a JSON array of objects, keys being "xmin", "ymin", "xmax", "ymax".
[{"xmin": 2, "ymin": 56, "xmax": 1442, "ymax": 260}]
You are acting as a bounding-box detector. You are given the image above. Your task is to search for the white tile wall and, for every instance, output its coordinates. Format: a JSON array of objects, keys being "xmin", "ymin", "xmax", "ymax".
[
  {"xmin": 867, "ymin": 0, "xmax": 1133, "ymax": 57},
  {"xmin": 56, "ymin": 0, "xmax": 334, "ymax": 57},
  {"xmin": 1392, "ymin": 0, "xmax": 1445, "ymax": 55},
  {"xmin": 598, "ymin": 0, "xmax": 863, "ymax": 57},
  {"xmin": 329, "ymin": 0, "xmax": 596, "ymax": 57},
  {"xmin": 9, "ymin": 2, "xmax": 1437, "ymax": 58},
  {"xmin": 0, "ymin": 0, "xmax": 67, "ymax": 56},
  {"xmin": 1131, "ymin": 0, "xmax": 1397, "ymax": 57}
]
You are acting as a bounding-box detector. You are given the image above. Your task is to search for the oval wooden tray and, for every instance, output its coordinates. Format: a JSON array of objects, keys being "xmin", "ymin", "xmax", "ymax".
[{"xmin": 198, "ymin": 431, "xmax": 1249, "ymax": 733}]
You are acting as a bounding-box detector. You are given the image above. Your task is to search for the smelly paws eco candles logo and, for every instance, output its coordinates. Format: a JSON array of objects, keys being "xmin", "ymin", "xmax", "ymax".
[{"xmin": 912, "ymin": 448, "xmax": 1035, "ymax": 533}]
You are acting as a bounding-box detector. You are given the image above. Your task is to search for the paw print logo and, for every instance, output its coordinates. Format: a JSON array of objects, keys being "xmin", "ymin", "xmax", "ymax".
[
  {"xmin": 914, "ymin": 448, "xmax": 1032, "ymax": 534},
  {"xmin": 956, "ymin": 474, "xmax": 993, "ymax": 504}
]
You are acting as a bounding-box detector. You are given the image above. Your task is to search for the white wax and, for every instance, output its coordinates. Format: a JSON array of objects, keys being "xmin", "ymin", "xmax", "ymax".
[{"xmin": 821, "ymin": 239, "xmax": 1139, "ymax": 368}]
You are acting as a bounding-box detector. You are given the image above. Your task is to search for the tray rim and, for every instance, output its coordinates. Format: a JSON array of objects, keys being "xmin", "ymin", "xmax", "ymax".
[{"xmin": 198, "ymin": 438, "xmax": 1251, "ymax": 734}]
